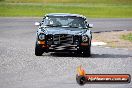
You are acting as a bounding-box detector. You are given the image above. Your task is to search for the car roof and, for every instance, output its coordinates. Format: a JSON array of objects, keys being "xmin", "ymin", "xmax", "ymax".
[{"xmin": 45, "ymin": 13, "xmax": 86, "ymax": 19}]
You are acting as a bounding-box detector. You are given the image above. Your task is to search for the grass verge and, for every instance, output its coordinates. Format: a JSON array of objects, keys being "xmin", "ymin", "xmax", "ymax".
[
  {"xmin": 93, "ymin": 31, "xmax": 132, "ymax": 49},
  {"xmin": 0, "ymin": 3, "xmax": 132, "ymax": 17},
  {"xmin": 121, "ymin": 33, "xmax": 132, "ymax": 42},
  {"xmin": 4, "ymin": 0, "xmax": 132, "ymax": 4}
]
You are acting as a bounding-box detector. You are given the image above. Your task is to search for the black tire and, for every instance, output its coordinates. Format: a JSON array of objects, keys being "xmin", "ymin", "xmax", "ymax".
[
  {"xmin": 76, "ymin": 50, "xmax": 82, "ymax": 56},
  {"xmin": 35, "ymin": 43, "xmax": 44, "ymax": 56},
  {"xmin": 83, "ymin": 46, "xmax": 91, "ymax": 57}
]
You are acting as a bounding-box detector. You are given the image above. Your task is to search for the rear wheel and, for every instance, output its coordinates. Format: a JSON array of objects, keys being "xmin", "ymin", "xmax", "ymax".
[{"xmin": 35, "ymin": 42, "xmax": 44, "ymax": 56}]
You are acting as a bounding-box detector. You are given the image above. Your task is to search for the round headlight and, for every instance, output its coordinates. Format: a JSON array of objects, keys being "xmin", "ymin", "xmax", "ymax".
[
  {"xmin": 82, "ymin": 35, "xmax": 88, "ymax": 42},
  {"xmin": 38, "ymin": 33, "xmax": 45, "ymax": 40}
]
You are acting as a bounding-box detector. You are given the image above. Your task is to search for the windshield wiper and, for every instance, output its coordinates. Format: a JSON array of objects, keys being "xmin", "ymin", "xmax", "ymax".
[
  {"xmin": 63, "ymin": 25, "xmax": 79, "ymax": 28},
  {"xmin": 45, "ymin": 24, "xmax": 62, "ymax": 27},
  {"xmin": 67, "ymin": 25, "xmax": 86, "ymax": 29}
]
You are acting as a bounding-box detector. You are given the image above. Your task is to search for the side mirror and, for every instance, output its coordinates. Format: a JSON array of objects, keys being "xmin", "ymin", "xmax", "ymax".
[
  {"xmin": 88, "ymin": 24, "xmax": 93, "ymax": 28},
  {"xmin": 35, "ymin": 22, "xmax": 41, "ymax": 26}
]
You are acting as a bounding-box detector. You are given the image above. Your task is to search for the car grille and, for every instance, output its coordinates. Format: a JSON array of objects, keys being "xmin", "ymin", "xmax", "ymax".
[{"xmin": 53, "ymin": 34, "xmax": 73, "ymax": 44}]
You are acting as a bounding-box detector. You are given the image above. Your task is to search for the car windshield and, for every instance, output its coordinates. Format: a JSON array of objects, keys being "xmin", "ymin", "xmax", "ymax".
[{"xmin": 42, "ymin": 16, "xmax": 87, "ymax": 28}]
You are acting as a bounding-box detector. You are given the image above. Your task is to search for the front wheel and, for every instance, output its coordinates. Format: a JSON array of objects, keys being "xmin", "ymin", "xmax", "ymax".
[
  {"xmin": 77, "ymin": 46, "xmax": 91, "ymax": 57},
  {"xmin": 83, "ymin": 47, "xmax": 91, "ymax": 57},
  {"xmin": 35, "ymin": 43, "xmax": 44, "ymax": 56}
]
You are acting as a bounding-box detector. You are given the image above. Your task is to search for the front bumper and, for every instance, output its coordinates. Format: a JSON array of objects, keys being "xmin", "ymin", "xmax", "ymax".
[
  {"xmin": 38, "ymin": 41, "xmax": 89, "ymax": 52},
  {"xmin": 37, "ymin": 34, "xmax": 90, "ymax": 52}
]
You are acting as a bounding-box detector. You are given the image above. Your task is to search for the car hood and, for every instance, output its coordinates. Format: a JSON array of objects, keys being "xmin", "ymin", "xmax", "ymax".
[{"xmin": 44, "ymin": 27, "xmax": 87, "ymax": 35}]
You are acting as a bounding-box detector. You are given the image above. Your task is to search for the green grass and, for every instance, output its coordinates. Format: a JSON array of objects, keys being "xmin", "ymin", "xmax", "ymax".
[
  {"xmin": 0, "ymin": 2, "xmax": 132, "ymax": 17},
  {"xmin": 121, "ymin": 33, "xmax": 132, "ymax": 42},
  {"xmin": 4, "ymin": 0, "xmax": 132, "ymax": 4}
]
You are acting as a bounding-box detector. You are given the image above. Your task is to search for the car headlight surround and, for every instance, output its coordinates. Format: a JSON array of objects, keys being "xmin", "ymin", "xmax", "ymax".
[
  {"xmin": 82, "ymin": 35, "xmax": 88, "ymax": 42},
  {"xmin": 38, "ymin": 33, "xmax": 45, "ymax": 40}
]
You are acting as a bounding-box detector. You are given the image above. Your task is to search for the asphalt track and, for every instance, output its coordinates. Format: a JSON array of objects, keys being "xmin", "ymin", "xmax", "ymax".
[{"xmin": 0, "ymin": 17, "xmax": 132, "ymax": 88}]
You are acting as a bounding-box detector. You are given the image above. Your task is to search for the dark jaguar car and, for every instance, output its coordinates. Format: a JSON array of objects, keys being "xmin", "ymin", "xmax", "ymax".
[{"xmin": 35, "ymin": 13, "xmax": 93, "ymax": 56}]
